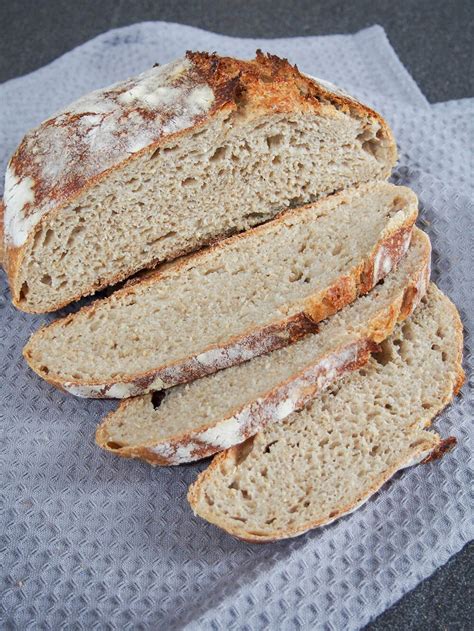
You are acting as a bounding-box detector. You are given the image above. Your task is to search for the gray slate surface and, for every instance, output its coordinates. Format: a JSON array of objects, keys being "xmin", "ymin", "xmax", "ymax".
[{"xmin": 0, "ymin": 2, "xmax": 472, "ymax": 630}]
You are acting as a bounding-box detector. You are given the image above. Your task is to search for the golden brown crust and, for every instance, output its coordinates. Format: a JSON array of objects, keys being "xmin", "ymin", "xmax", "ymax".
[
  {"xmin": 23, "ymin": 189, "xmax": 418, "ymax": 399},
  {"xmin": 421, "ymin": 436, "xmax": 457, "ymax": 463},
  {"xmin": 4, "ymin": 51, "xmax": 397, "ymax": 313}
]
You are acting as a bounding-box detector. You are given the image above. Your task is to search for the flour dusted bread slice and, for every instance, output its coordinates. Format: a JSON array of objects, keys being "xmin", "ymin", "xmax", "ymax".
[
  {"xmin": 24, "ymin": 182, "xmax": 416, "ymax": 398},
  {"xmin": 188, "ymin": 284, "xmax": 464, "ymax": 542},
  {"xmin": 96, "ymin": 229, "xmax": 430, "ymax": 464},
  {"xmin": 3, "ymin": 51, "xmax": 396, "ymax": 313}
]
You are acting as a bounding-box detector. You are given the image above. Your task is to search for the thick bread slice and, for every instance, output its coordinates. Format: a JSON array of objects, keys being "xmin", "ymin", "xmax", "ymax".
[
  {"xmin": 24, "ymin": 182, "xmax": 417, "ymax": 398},
  {"xmin": 188, "ymin": 284, "xmax": 464, "ymax": 542},
  {"xmin": 3, "ymin": 51, "xmax": 396, "ymax": 313},
  {"xmin": 96, "ymin": 229, "xmax": 430, "ymax": 465}
]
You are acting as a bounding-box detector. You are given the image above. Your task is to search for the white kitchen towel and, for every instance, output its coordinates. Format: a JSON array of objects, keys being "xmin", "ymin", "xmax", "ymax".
[{"xmin": 0, "ymin": 22, "xmax": 472, "ymax": 631}]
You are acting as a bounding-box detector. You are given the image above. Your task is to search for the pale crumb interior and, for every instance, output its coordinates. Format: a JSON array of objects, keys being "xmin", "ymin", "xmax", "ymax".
[
  {"xmin": 103, "ymin": 231, "xmax": 426, "ymax": 446},
  {"xmin": 19, "ymin": 106, "xmax": 391, "ymax": 311},
  {"xmin": 26, "ymin": 182, "xmax": 413, "ymax": 382},
  {"xmin": 191, "ymin": 284, "xmax": 460, "ymax": 538}
]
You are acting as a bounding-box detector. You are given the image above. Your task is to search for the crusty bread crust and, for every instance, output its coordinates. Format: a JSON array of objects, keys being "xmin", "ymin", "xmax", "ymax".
[
  {"xmin": 4, "ymin": 51, "xmax": 397, "ymax": 313},
  {"xmin": 95, "ymin": 228, "xmax": 431, "ymax": 465},
  {"xmin": 24, "ymin": 184, "xmax": 417, "ymax": 398},
  {"xmin": 187, "ymin": 284, "xmax": 465, "ymax": 542}
]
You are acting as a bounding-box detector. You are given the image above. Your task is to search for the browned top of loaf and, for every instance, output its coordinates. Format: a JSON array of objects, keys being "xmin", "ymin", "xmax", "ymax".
[{"xmin": 3, "ymin": 50, "xmax": 385, "ymax": 253}]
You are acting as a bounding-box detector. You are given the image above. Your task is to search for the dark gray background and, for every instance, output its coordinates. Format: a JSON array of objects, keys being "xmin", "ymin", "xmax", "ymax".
[{"xmin": 1, "ymin": 1, "xmax": 472, "ymax": 630}]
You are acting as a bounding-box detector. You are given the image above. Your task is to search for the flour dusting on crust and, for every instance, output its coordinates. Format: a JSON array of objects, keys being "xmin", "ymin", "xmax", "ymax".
[{"xmin": 4, "ymin": 57, "xmax": 216, "ymax": 247}]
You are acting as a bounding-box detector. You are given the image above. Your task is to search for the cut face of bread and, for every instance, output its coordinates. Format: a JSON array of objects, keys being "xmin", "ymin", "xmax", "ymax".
[
  {"xmin": 188, "ymin": 284, "xmax": 464, "ymax": 542},
  {"xmin": 3, "ymin": 51, "xmax": 396, "ymax": 313},
  {"xmin": 24, "ymin": 182, "xmax": 417, "ymax": 398},
  {"xmin": 95, "ymin": 229, "xmax": 431, "ymax": 465}
]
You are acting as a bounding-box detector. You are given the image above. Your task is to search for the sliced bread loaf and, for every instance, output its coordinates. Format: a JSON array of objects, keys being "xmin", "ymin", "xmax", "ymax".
[
  {"xmin": 96, "ymin": 228, "xmax": 430, "ymax": 465},
  {"xmin": 24, "ymin": 182, "xmax": 417, "ymax": 398},
  {"xmin": 188, "ymin": 284, "xmax": 464, "ymax": 542},
  {"xmin": 3, "ymin": 52, "xmax": 396, "ymax": 313}
]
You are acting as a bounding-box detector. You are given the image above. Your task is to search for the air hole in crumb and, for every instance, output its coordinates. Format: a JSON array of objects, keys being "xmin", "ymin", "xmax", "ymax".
[
  {"xmin": 266, "ymin": 134, "xmax": 283, "ymax": 150},
  {"xmin": 422, "ymin": 402, "xmax": 432, "ymax": 409},
  {"xmin": 332, "ymin": 244, "xmax": 342, "ymax": 256},
  {"xmin": 231, "ymin": 516, "xmax": 247, "ymax": 523},
  {"xmin": 370, "ymin": 445, "xmax": 380, "ymax": 456},
  {"xmin": 228, "ymin": 479, "xmax": 240, "ymax": 491},
  {"xmin": 289, "ymin": 270, "xmax": 303, "ymax": 283},
  {"xmin": 263, "ymin": 440, "xmax": 278, "ymax": 454},
  {"xmin": 181, "ymin": 177, "xmax": 197, "ymax": 187},
  {"xmin": 42, "ymin": 229, "xmax": 54, "ymax": 247},
  {"xmin": 385, "ymin": 403, "xmax": 392, "ymax": 410},
  {"xmin": 373, "ymin": 340, "xmax": 392, "ymax": 366},
  {"xmin": 148, "ymin": 231, "xmax": 177, "ymax": 246},
  {"xmin": 265, "ymin": 517, "xmax": 276, "ymax": 525},
  {"xmin": 66, "ymin": 225, "xmax": 85, "ymax": 247},
  {"xmin": 151, "ymin": 391, "xmax": 166, "ymax": 410},
  {"xmin": 209, "ymin": 146, "xmax": 227, "ymax": 162},
  {"xmin": 329, "ymin": 510, "xmax": 337, "ymax": 518},
  {"xmin": 391, "ymin": 196, "xmax": 406, "ymax": 212},
  {"xmin": 288, "ymin": 195, "xmax": 304, "ymax": 207},
  {"xmin": 204, "ymin": 493, "xmax": 214, "ymax": 506},
  {"xmin": 40, "ymin": 274, "xmax": 52, "ymax": 286},
  {"xmin": 241, "ymin": 490, "xmax": 251, "ymax": 500},
  {"xmin": 272, "ymin": 155, "xmax": 282, "ymax": 165},
  {"xmin": 39, "ymin": 365, "xmax": 49, "ymax": 375},
  {"xmin": 442, "ymin": 351, "xmax": 448, "ymax": 362},
  {"xmin": 235, "ymin": 436, "xmax": 255, "ymax": 466}
]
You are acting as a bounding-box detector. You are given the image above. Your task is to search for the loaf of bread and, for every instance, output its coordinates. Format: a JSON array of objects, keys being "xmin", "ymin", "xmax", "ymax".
[
  {"xmin": 23, "ymin": 182, "xmax": 416, "ymax": 398},
  {"xmin": 188, "ymin": 284, "xmax": 464, "ymax": 542},
  {"xmin": 2, "ymin": 51, "xmax": 396, "ymax": 313},
  {"xmin": 96, "ymin": 228, "xmax": 430, "ymax": 465}
]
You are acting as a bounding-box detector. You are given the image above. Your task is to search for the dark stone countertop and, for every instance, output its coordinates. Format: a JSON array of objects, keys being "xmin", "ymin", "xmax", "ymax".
[{"xmin": 0, "ymin": 1, "xmax": 472, "ymax": 629}]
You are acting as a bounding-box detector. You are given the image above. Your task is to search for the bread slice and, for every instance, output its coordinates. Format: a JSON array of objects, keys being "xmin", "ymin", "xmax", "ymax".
[
  {"xmin": 96, "ymin": 228, "xmax": 430, "ymax": 464},
  {"xmin": 24, "ymin": 182, "xmax": 417, "ymax": 398},
  {"xmin": 3, "ymin": 51, "xmax": 396, "ymax": 313},
  {"xmin": 188, "ymin": 284, "xmax": 464, "ymax": 542}
]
